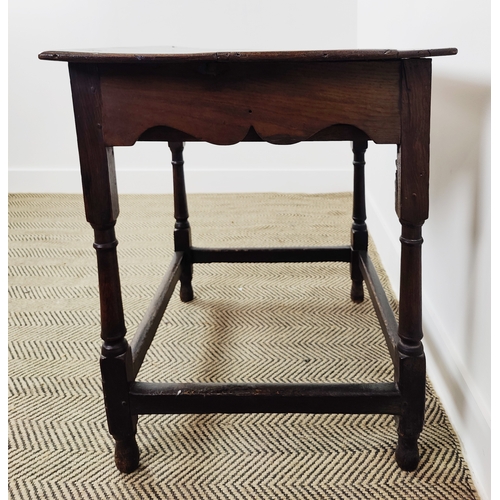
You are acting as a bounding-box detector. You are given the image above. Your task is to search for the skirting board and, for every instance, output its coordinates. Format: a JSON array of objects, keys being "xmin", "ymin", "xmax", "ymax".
[
  {"xmin": 366, "ymin": 193, "xmax": 490, "ymax": 500},
  {"xmin": 8, "ymin": 168, "xmax": 353, "ymax": 194}
]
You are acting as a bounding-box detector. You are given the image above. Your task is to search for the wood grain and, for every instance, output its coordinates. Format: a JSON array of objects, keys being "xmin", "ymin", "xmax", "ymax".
[
  {"xmin": 99, "ymin": 61, "xmax": 401, "ymax": 146},
  {"xmin": 396, "ymin": 58, "xmax": 432, "ymax": 224},
  {"xmin": 39, "ymin": 47, "xmax": 458, "ymax": 64}
]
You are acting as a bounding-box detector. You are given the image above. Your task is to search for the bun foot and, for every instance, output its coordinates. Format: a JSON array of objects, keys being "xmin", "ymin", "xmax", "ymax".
[
  {"xmin": 350, "ymin": 280, "xmax": 364, "ymax": 303},
  {"xmin": 114, "ymin": 436, "xmax": 140, "ymax": 473},
  {"xmin": 395, "ymin": 436, "xmax": 420, "ymax": 471}
]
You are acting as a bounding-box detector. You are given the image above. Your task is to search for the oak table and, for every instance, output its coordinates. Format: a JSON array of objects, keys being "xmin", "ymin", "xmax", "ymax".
[{"xmin": 39, "ymin": 47, "xmax": 457, "ymax": 473}]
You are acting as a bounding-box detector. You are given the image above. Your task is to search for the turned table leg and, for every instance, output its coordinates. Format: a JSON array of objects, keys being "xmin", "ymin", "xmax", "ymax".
[
  {"xmin": 169, "ymin": 141, "xmax": 194, "ymax": 302},
  {"xmin": 393, "ymin": 58, "xmax": 432, "ymax": 471},
  {"xmin": 69, "ymin": 63, "xmax": 139, "ymax": 473},
  {"xmin": 395, "ymin": 221, "xmax": 425, "ymax": 471},
  {"xmin": 350, "ymin": 140, "xmax": 368, "ymax": 302},
  {"xmin": 96, "ymin": 222, "xmax": 139, "ymax": 473}
]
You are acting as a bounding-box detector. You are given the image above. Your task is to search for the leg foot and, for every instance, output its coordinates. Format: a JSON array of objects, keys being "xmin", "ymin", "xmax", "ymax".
[
  {"xmin": 114, "ymin": 435, "xmax": 140, "ymax": 473},
  {"xmin": 180, "ymin": 281, "xmax": 194, "ymax": 302},
  {"xmin": 395, "ymin": 435, "xmax": 420, "ymax": 471},
  {"xmin": 350, "ymin": 279, "xmax": 364, "ymax": 303}
]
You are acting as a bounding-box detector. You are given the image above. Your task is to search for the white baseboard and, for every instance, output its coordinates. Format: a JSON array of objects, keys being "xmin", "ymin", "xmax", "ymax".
[
  {"xmin": 8, "ymin": 168, "xmax": 353, "ymax": 194},
  {"xmin": 422, "ymin": 301, "xmax": 490, "ymax": 500},
  {"xmin": 366, "ymin": 194, "xmax": 490, "ymax": 500}
]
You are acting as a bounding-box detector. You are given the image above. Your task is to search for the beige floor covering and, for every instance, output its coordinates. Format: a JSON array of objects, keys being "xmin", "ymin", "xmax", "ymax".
[{"xmin": 8, "ymin": 193, "xmax": 479, "ymax": 499}]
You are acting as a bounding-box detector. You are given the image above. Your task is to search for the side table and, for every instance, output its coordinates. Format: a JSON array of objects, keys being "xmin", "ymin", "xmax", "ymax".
[{"xmin": 39, "ymin": 47, "xmax": 457, "ymax": 473}]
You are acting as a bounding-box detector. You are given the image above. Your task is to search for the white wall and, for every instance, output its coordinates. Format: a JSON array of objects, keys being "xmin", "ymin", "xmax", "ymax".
[
  {"xmin": 9, "ymin": 1, "xmax": 491, "ymax": 497},
  {"xmin": 8, "ymin": 0, "xmax": 357, "ymax": 193},
  {"xmin": 357, "ymin": 2, "xmax": 491, "ymax": 498}
]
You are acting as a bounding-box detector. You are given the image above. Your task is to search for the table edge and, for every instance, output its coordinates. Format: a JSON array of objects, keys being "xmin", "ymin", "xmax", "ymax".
[{"xmin": 38, "ymin": 48, "xmax": 458, "ymax": 63}]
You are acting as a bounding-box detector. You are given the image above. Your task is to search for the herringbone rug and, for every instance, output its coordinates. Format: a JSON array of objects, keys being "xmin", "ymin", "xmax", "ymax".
[{"xmin": 9, "ymin": 193, "xmax": 479, "ymax": 499}]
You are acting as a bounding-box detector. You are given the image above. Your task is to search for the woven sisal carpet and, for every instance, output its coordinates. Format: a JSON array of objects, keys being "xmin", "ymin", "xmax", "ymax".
[{"xmin": 9, "ymin": 193, "xmax": 479, "ymax": 499}]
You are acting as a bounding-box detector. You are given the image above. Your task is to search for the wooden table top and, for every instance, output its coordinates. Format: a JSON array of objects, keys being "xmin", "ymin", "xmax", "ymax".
[{"xmin": 38, "ymin": 47, "xmax": 457, "ymax": 64}]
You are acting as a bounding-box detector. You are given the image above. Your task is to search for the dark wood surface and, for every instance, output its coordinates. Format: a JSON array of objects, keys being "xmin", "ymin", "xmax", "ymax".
[
  {"xmin": 129, "ymin": 382, "xmax": 402, "ymax": 415},
  {"xmin": 190, "ymin": 246, "xmax": 352, "ymax": 263},
  {"xmin": 98, "ymin": 61, "xmax": 401, "ymax": 146},
  {"xmin": 44, "ymin": 47, "xmax": 457, "ymax": 474},
  {"xmin": 39, "ymin": 47, "xmax": 457, "ymax": 63}
]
